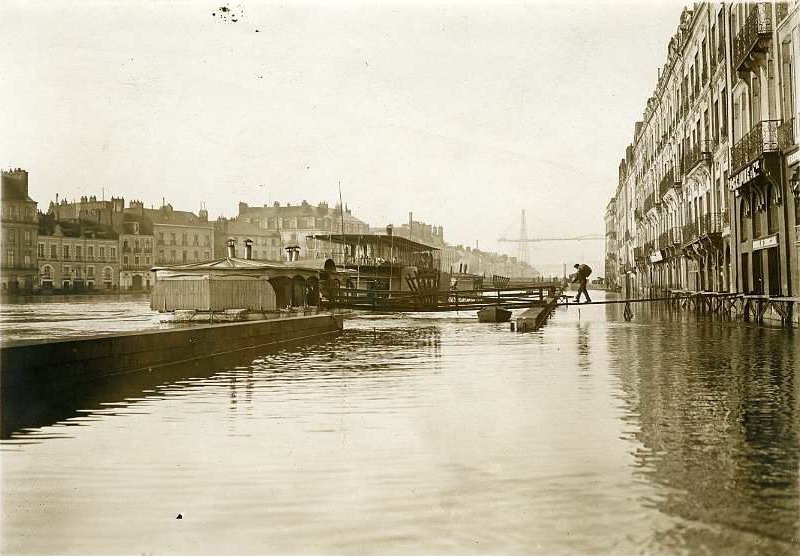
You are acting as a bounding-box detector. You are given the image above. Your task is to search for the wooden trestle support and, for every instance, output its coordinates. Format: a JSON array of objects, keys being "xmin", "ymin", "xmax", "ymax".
[{"xmin": 666, "ymin": 290, "xmax": 797, "ymax": 327}]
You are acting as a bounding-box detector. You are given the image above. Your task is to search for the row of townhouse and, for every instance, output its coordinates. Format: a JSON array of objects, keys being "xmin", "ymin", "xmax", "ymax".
[
  {"xmin": 1, "ymin": 172, "xmax": 376, "ymax": 293},
  {"xmin": 606, "ymin": 1, "xmax": 800, "ymax": 301}
]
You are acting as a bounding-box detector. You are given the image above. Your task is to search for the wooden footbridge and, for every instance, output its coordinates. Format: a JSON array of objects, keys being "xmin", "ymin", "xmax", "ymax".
[
  {"xmin": 322, "ymin": 271, "xmax": 796, "ymax": 329},
  {"xmin": 323, "ymin": 281, "xmax": 564, "ymax": 313}
]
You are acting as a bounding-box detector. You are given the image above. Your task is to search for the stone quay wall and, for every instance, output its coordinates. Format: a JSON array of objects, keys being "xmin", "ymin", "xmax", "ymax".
[{"xmin": 1, "ymin": 313, "xmax": 343, "ymax": 391}]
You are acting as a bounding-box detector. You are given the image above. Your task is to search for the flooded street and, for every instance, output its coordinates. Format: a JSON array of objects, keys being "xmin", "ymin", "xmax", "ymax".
[
  {"xmin": 0, "ymin": 294, "xmax": 163, "ymax": 345},
  {"xmin": 1, "ymin": 293, "xmax": 798, "ymax": 555}
]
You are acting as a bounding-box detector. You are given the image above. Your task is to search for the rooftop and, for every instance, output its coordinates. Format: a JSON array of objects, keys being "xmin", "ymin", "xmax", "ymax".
[{"xmin": 310, "ymin": 233, "xmax": 439, "ymax": 252}]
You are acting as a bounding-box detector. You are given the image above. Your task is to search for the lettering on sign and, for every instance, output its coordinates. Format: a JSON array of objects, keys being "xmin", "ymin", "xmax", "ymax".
[
  {"xmin": 729, "ymin": 159, "xmax": 761, "ymax": 191},
  {"xmin": 752, "ymin": 233, "xmax": 779, "ymax": 251},
  {"xmin": 786, "ymin": 149, "xmax": 800, "ymax": 168}
]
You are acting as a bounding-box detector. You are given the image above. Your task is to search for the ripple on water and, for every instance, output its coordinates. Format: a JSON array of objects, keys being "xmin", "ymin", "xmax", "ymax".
[{"xmin": 1, "ymin": 294, "xmax": 798, "ymax": 555}]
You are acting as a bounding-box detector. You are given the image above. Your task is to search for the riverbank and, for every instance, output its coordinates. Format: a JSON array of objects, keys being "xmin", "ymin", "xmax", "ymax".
[{"xmin": 1, "ymin": 312, "xmax": 343, "ymax": 398}]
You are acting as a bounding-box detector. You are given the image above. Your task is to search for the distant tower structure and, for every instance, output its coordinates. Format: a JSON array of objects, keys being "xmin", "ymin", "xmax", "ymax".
[{"xmin": 517, "ymin": 210, "xmax": 530, "ymax": 264}]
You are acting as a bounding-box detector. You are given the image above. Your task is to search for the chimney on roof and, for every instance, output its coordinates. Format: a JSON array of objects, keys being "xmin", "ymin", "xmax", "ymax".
[
  {"xmin": 226, "ymin": 239, "xmax": 236, "ymax": 258},
  {"xmin": 244, "ymin": 239, "xmax": 253, "ymax": 260}
]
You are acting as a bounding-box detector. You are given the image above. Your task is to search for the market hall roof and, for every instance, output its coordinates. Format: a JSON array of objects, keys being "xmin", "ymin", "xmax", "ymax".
[{"xmin": 309, "ymin": 233, "xmax": 440, "ymax": 251}]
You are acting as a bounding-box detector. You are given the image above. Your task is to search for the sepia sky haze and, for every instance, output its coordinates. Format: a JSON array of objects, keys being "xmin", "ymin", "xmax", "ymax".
[{"xmin": 1, "ymin": 0, "xmax": 684, "ymax": 267}]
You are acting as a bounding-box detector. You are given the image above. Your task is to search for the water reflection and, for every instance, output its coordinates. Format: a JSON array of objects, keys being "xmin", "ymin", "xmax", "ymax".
[
  {"xmin": 607, "ymin": 312, "xmax": 799, "ymax": 554},
  {"xmin": 1, "ymin": 302, "xmax": 797, "ymax": 556}
]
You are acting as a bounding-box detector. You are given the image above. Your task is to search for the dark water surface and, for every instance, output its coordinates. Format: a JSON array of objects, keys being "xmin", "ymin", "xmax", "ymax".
[{"xmin": 2, "ymin": 293, "xmax": 798, "ymax": 555}]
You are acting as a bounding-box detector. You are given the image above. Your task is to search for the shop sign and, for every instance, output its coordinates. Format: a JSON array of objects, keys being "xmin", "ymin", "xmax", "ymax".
[
  {"xmin": 729, "ymin": 159, "xmax": 761, "ymax": 191},
  {"xmin": 786, "ymin": 149, "xmax": 800, "ymax": 168},
  {"xmin": 649, "ymin": 251, "xmax": 664, "ymax": 263},
  {"xmin": 752, "ymin": 233, "xmax": 779, "ymax": 251}
]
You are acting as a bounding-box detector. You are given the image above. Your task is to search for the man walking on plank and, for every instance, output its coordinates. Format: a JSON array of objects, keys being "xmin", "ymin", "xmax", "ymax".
[{"xmin": 572, "ymin": 263, "xmax": 592, "ymax": 303}]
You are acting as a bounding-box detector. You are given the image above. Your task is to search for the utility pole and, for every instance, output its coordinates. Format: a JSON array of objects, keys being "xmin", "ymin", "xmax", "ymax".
[{"xmin": 518, "ymin": 210, "xmax": 529, "ymax": 264}]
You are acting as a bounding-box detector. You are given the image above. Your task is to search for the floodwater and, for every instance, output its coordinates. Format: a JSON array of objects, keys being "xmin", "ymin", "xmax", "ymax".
[
  {"xmin": 0, "ymin": 294, "xmax": 163, "ymax": 345},
  {"xmin": 1, "ymin": 292, "xmax": 798, "ymax": 555}
]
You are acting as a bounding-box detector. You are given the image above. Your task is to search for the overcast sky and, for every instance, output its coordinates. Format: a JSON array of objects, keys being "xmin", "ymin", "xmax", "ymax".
[{"xmin": 1, "ymin": 0, "xmax": 683, "ymax": 268}]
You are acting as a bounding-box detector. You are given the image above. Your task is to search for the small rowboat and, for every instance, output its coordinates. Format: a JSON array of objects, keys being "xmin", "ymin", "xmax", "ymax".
[{"xmin": 477, "ymin": 305, "xmax": 512, "ymax": 323}]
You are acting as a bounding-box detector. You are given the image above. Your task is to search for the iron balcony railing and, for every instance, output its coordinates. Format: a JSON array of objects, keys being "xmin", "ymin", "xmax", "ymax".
[
  {"xmin": 731, "ymin": 120, "xmax": 780, "ymax": 173},
  {"xmin": 682, "ymin": 221, "xmax": 698, "ymax": 244},
  {"xmin": 776, "ymin": 2, "xmax": 789, "ymax": 23},
  {"xmin": 683, "ymin": 139, "xmax": 712, "ymax": 174},
  {"xmin": 717, "ymin": 40, "xmax": 725, "ymax": 64},
  {"xmin": 682, "ymin": 213, "xmax": 722, "ymax": 245},
  {"xmin": 657, "ymin": 231, "xmax": 670, "ymax": 249},
  {"xmin": 700, "ymin": 212, "xmax": 722, "ymax": 235},
  {"xmin": 778, "ymin": 118, "xmax": 795, "ymax": 151},
  {"xmin": 658, "ymin": 168, "xmax": 675, "ymax": 198},
  {"xmin": 732, "ymin": 3, "xmax": 772, "ymax": 72},
  {"xmin": 722, "ymin": 209, "xmax": 731, "ymax": 228},
  {"xmin": 643, "ymin": 193, "xmax": 655, "ymax": 214},
  {"xmin": 669, "ymin": 227, "xmax": 682, "ymax": 245}
]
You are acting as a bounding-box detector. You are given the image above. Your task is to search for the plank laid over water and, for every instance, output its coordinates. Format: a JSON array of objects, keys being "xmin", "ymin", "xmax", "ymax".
[{"xmin": 513, "ymin": 297, "xmax": 558, "ymax": 332}]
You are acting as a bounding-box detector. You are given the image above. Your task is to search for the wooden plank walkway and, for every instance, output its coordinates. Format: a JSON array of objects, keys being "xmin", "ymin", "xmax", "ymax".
[{"xmin": 511, "ymin": 297, "xmax": 559, "ymax": 332}]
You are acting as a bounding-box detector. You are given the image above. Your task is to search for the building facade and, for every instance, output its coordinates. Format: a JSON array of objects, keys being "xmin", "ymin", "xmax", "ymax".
[
  {"xmin": 214, "ymin": 217, "xmax": 283, "ymax": 261},
  {"xmin": 37, "ymin": 215, "xmax": 120, "ymax": 290},
  {"xmin": 1, "ymin": 169, "xmax": 38, "ymax": 292},
  {"xmin": 143, "ymin": 204, "xmax": 214, "ymax": 266},
  {"xmin": 119, "ymin": 202, "xmax": 155, "ymax": 290},
  {"xmin": 607, "ymin": 1, "xmax": 800, "ymax": 302},
  {"xmin": 236, "ymin": 201, "xmax": 369, "ymax": 260}
]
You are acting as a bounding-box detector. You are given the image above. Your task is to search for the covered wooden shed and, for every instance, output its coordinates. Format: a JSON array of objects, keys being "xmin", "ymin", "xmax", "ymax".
[{"xmin": 150, "ymin": 257, "xmax": 322, "ymax": 313}]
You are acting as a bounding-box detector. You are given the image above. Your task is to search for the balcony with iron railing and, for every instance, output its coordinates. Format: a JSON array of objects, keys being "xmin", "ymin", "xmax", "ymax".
[
  {"xmin": 732, "ymin": 3, "xmax": 772, "ymax": 73},
  {"xmin": 700, "ymin": 212, "xmax": 722, "ymax": 235},
  {"xmin": 658, "ymin": 168, "xmax": 677, "ymax": 198},
  {"xmin": 731, "ymin": 120, "xmax": 779, "ymax": 173},
  {"xmin": 776, "ymin": 2, "xmax": 789, "ymax": 23},
  {"xmin": 643, "ymin": 193, "xmax": 655, "ymax": 214},
  {"xmin": 657, "ymin": 231, "xmax": 670, "ymax": 250},
  {"xmin": 682, "ymin": 221, "xmax": 698, "ymax": 244},
  {"xmin": 669, "ymin": 227, "xmax": 682, "ymax": 245},
  {"xmin": 717, "ymin": 40, "xmax": 725, "ymax": 65},
  {"xmin": 683, "ymin": 139, "xmax": 711, "ymax": 174},
  {"xmin": 682, "ymin": 213, "xmax": 722, "ymax": 245},
  {"xmin": 778, "ymin": 117, "xmax": 795, "ymax": 151}
]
